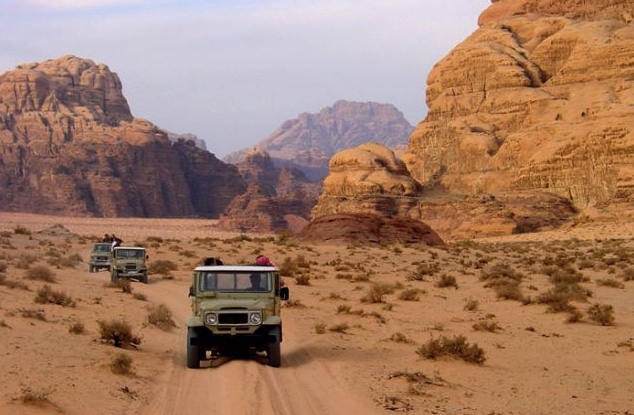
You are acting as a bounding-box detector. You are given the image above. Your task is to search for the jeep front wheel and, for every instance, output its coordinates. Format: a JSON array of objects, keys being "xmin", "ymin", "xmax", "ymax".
[
  {"xmin": 266, "ymin": 328, "xmax": 282, "ymax": 368},
  {"xmin": 187, "ymin": 328, "xmax": 203, "ymax": 369}
]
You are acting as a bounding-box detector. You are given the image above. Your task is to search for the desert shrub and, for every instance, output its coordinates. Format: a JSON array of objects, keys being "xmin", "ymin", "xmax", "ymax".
[
  {"xmin": 566, "ymin": 308, "xmax": 584, "ymax": 323},
  {"xmin": 13, "ymin": 225, "xmax": 31, "ymax": 235},
  {"xmin": 69, "ymin": 321, "xmax": 85, "ymax": 334},
  {"xmin": 480, "ymin": 262, "xmax": 524, "ymax": 282},
  {"xmin": 294, "ymin": 273, "xmax": 311, "ymax": 286},
  {"xmin": 435, "ymin": 274, "xmax": 458, "ymax": 289},
  {"xmin": 314, "ymin": 323, "xmax": 326, "ymax": 334},
  {"xmin": 34, "ymin": 285, "xmax": 75, "ymax": 307},
  {"xmin": 398, "ymin": 288, "xmax": 422, "ymax": 301},
  {"xmin": 389, "ymin": 332, "xmax": 414, "ymax": 344},
  {"xmin": 472, "ymin": 319, "xmax": 501, "ymax": 332},
  {"xmin": 19, "ymin": 387, "xmax": 51, "ymax": 406},
  {"xmin": 492, "ymin": 279, "xmax": 524, "ymax": 301},
  {"xmin": 329, "ymin": 323, "xmax": 350, "ymax": 333},
  {"xmin": 0, "ymin": 274, "xmax": 29, "ymax": 290},
  {"xmin": 336, "ymin": 304, "xmax": 352, "ymax": 314},
  {"xmin": 407, "ymin": 262, "xmax": 440, "ymax": 281},
  {"xmin": 110, "ymin": 352, "xmax": 134, "ymax": 375},
  {"xmin": 147, "ymin": 303, "xmax": 177, "ymax": 331},
  {"xmin": 596, "ymin": 278, "xmax": 625, "ymax": 288},
  {"xmin": 25, "ymin": 265, "xmax": 56, "ymax": 282},
  {"xmin": 98, "ymin": 319, "xmax": 142, "ymax": 348},
  {"xmin": 0, "ymin": 261, "xmax": 6, "ymax": 272},
  {"xmin": 116, "ymin": 278, "xmax": 133, "ymax": 294},
  {"xmin": 360, "ymin": 283, "xmax": 396, "ymax": 304},
  {"xmin": 587, "ymin": 303, "xmax": 615, "ymax": 326},
  {"xmin": 283, "ymin": 299, "xmax": 305, "ymax": 308},
  {"xmin": 58, "ymin": 253, "xmax": 83, "ymax": 268},
  {"xmin": 416, "ymin": 334, "xmax": 486, "ymax": 364},
  {"xmin": 148, "ymin": 259, "xmax": 178, "ymax": 275},
  {"xmin": 621, "ymin": 267, "xmax": 634, "ymax": 281},
  {"xmin": 20, "ymin": 308, "xmax": 47, "ymax": 321},
  {"xmin": 463, "ymin": 298, "xmax": 479, "ymax": 311}
]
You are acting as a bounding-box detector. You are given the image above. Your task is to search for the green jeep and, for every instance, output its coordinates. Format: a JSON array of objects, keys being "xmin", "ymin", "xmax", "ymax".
[
  {"xmin": 88, "ymin": 243, "xmax": 112, "ymax": 273},
  {"xmin": 186, "ymin": 264, "xmax": 289, "ymax": 368},
  {"xmin": 110, "ymin": 247, "xmax": 149, "ymax": 284}
]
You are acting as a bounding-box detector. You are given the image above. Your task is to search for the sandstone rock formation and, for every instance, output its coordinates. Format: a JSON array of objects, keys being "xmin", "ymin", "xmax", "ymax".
[
  {"xmin": 311, "ymin": 0, "xmax": 634, "ymax": 240},
  {"xmin": 0, "ymin": 55, "xmax": 244, "ymax": 217},
  {"xmin": 218, "ymin": 149, "xmax": 320, "ymax": 233},
  {"xmin": 223, "ymin": 100, "xmax": 413, "ymax": 181},
  {"xmin": 403, "ymin": 0, "xmax": 634, "ymax": 215},
  {"xmin": 295, "ymin": 213, "xmax": 445, "ymax": 246}
]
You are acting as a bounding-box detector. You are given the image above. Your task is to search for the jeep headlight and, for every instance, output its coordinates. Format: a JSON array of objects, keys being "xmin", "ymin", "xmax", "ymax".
[
  {"xmin": 249, "ymin": 312, "xmax": 262, "ymax": 325},
  {"xmin": 204, "ymin": 313, "xmax": 218, "ymax": 325}
]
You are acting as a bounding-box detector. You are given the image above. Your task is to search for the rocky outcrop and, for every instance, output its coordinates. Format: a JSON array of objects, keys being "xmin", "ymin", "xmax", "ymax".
[
  {"xmin": 223, "ymin": 100, "xmax": 413, "ymax": 181},
  {"xmin": 0, "ymin": 55, "xmax": 244, "ymax": 217},
  {"xmin": 295, "ymin": 213, "xmax": 445, "ymax": 246},
  {"xmin": 217, "ymin": 149, "xmax": 320, "ymax": 232},
  {"xmin": 402, "ymin": 0, "xmax": 634, "ymax": 216}
]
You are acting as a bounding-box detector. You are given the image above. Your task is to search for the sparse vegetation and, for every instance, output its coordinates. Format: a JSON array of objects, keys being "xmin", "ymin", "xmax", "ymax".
[
  {"xmin": 25, "ymin": 265, "xmax": 56, "ymax": 282},
  {"xmin": 98, "ymin": 319, "xmax": 142, "ymax": 348},
  {"xmin": 587, "ymin": 303, "xmax": 615, "ymax": 326},
  {"xmin": 110, "ymin": 352, "xmax": 134, "ymax": 375},
  {"xmin": 147, "ymin": 303, "xmax": 177, "ymax": 331},
  {"xmin": 34, "ymin": 284, "xmax": 76, "ymax": 307},
  {"xmin": 18, "ymin": 387, "xmax": 51, "ymax": 406},
  {"xmin": 416, "ymin": 334, "xmax": 486, "ymax": 364},
  {"xmin": 148, "ymin": 259, "xmax": 178, "ymax": 276}
]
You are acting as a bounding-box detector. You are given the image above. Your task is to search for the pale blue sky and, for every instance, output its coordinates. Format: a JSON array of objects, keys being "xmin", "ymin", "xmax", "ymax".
[{"xmin": 0, "ymin": 0, "xmax": 490, "ymax": 157}]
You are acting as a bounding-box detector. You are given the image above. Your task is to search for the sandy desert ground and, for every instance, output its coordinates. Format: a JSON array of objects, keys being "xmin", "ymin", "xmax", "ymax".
[{"xmin": 0, "ymin": 212, "xmax": 632, "ymax": 415}]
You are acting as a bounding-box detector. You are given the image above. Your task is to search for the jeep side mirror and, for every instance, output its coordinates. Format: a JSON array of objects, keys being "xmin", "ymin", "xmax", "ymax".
[{"xmin": 280, "ymin": 286, "xmax": 289, "ymax": 301}]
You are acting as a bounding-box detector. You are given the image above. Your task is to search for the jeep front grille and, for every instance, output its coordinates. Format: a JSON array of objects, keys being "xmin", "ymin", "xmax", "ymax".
[{"xmin": 218, "ymin": 313, "xmax": 248, "ymax": 324}]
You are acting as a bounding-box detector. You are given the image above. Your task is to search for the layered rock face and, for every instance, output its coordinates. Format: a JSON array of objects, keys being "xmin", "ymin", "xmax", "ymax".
[
  {"xmin": 223, "ymin": 100, "xmax": 413, "ymax": 181},
  {"xmin": 218, "ymin": 149, "xmax": 321, "ymax": 232},
  {"xmin": 0, "ymin": 55, "xmax": 244, "ymax": 217},
  {"xmin": 403, "ymin": 0, "xmax": 634, "ymax": 214}
]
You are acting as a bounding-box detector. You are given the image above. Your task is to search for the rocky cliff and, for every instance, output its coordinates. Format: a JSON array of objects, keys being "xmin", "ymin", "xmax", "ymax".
[
  {"xmin": 313, "ymin": 0, "xmax": 634, "ymax": 240},
  {"xmin": 223, "ymin": 100, "xmax": 413, "ymax": 181},
  {"xmin": 217, "ymin": 149, "xmax": 321, "ymax": 233},
  {"xmin": 403, "ymin": 0, "xmax": 634, "ymax": 213},
  {"xmin": 0, "ymin": 55, "xmax": 244, "ymax": 217}
]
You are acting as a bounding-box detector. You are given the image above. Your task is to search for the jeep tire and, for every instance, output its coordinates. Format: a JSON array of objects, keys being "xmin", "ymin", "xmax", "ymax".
[
  {"xmin": 266, "ymin": 327, "xmax": 282, "ymax": 367},
  {"xmin": 187, "ymin": 328, "xmax": 204, "ymax": 369}
]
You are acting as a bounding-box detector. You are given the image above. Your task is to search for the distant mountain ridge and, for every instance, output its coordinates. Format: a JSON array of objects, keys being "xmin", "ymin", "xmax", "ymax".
[{"xmin": 223, "ymin": 100, "xmax": 413, "ymax": 181}]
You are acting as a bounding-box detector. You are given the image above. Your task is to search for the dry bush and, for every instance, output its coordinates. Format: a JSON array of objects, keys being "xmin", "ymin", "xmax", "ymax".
[
  {"xmin": 0, "ymin": 274, "xmax": 30, "ymax": 290},
  {"xmin": 621, "ymin": 267, "xmax": 634, "ymax": 281},
  {"xmin": 407, "ymin": 262, "xmax": 440, "ymax": 281},
  {"xmin": 389, "ymin": 332, "xmax": 414, "ymax": 344},
  {"xmin": 360, "ymin": 283, "xmax": 396, "ymax": 304},
  {"xmin": 98, "ymin": 319, "xmax": 142, "ymax": 348},
  {"xmin": 0, "ymin": 261, "xmax": 6, "ymax": 272},
  {"xmin": 587, "ymin": 303, "xmax": 615, "ymax": 326},
  {"xmin": 15, "ymin": 254, "xmax": 38, "ymax": 269},
  {"xmin": 336, "ymin": 304, "xmax": 352, "ymax": 314},
  {"xmin": 398, "ymin": 288, "xmax": 422, "ymax": 301},
  {"xmin": 147, "ymin": 303, "xmax": 177, "ymax": 331},
  {"xmin": 480, "ymin": 262, "xmax": 524, "ymax": 282},
  {"xmin": 283, "ymin": 298, "xmax": 305, "ymax": 308},
  {"xmin": 68, "ymin": 321, "xmax": 85, "ymax": 334},
  {"xmin": 416, "ymin": 334, "xmax": 486, "ymax": 364},
  {"xmin": 25, "ymin": 265, "xmax": 56, "ymax": 282},
  {"xmin": 20, "ymin": 308, "xmax": 46, "ymax": 321},
  {"xmin": 491, "ymin": 279, "xmax": 524, "ymax": 301},
  {"xmin": 116, "ymin": 278, "xmax": 133, "ymax": 293},
  {"xmin": 596, "ymin": 278, "xmax": 625, "ymax": 288},
  {"xmin": 18, "ymin": 387, "xmax": 51, "ymax": 406},
  {"xmin": 294, "ymin": 272, "xmax": 311, "ymax": 286},
  {"xmin": 314, "ymin": 323, "xmax": 326, "ymax": 334},
  {"xmin": 472, "ymin": 319, "xmax": 502, "ymax": 332},
  {"xmin": 328, "ymin": 323, "xmax": 350, "ymax": 333},
  {"xmin": 34, "ymin": 285, "xmax": 76, "ymax": 307},
  {"xmin": 435, "ymin": 274, "xmax": 458, "ymax": 289},
  {"xmin": 13, "ymin": 225, "xmax": 31, "ymax": 235},
  {"xmin": 463, "ymin": 298, "xmax": 479, "ymax": 311},
  {"xmin": 133, "ymin": 292, "xmax": 147, "ymax": 301},
  {"xmin": 48, "ymin": 253, "xmax": 83, "ymax": 268},
  {"xmin": 148, "ymin": 259, "xmax": 178, "ymax": 276},
  {"xmin": 110, "ymin": 352, "xmax": 134, "ymax": 375}
]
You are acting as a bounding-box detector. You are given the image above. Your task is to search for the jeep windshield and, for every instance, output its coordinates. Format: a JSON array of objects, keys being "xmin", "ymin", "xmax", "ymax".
[
  {"xmin": 198, "ymin": 271, "xmax": 273, "ymax": 293},
  {"xmin": 114, "ymin": 249, "xmax": 145, "ymax": 258}
]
